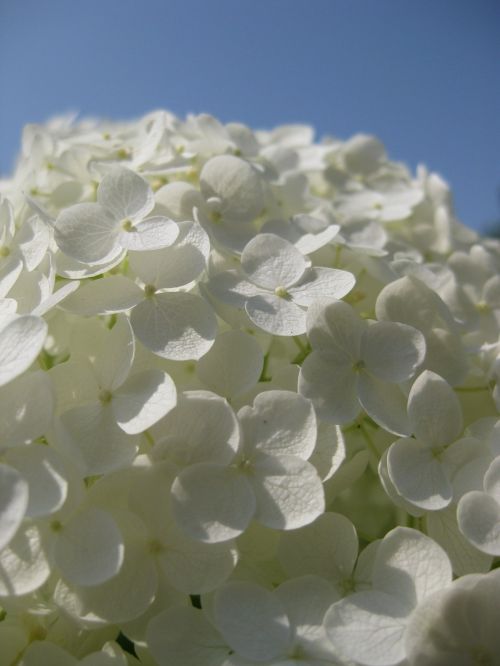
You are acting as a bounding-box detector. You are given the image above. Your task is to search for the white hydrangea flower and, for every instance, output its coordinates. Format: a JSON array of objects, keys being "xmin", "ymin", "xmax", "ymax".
[
  {"xmin": 147, "ymin": 577, "xmax": 340, "ymax": 666},
  {"xmin": 324, "ymin": 527, "xmax": 453, "ymax": 666},
  {"xmin": 457, "ymin": 455, "xmax": 500, "ymax": 556},
  {"xmin": 405, "ymin": 569, "xmax": 500, "ymax": 665},
  {"xmin": 375, "ymin": 275, "xmax": 468, "ymax": 385},
  {"xmin": 277, "ymin": 512, "xmax": 375, "ymax": 598},
  {"xmin": 385, "ymin": 370, "xmax": 470, "ymax": 511},
  {"xmin": 207, "ymin": 233, "xmax": 355, "ymax": 336},
  {"xmin": 299, "ymin": 299, "xmax": 426, "ymax": 434},
  {"xmin": 170, "ymin": 390, "xmax": 324, "ymax": 542},
  {"xmin": 51, "ymin": 316, "xmax": 176, "ymax": 474},
  {"xmin": 54, "ymin": 166, "xmax": 179, "ymax": 265},
  {"xmin": 61, "ymin": 223, "xmax": 216, "ymax": 360}
]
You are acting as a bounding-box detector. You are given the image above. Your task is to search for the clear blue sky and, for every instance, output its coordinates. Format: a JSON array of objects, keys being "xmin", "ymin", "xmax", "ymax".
[{"xmin": 1, "ymin": 0, "xmax": 499, "ymax": 233}]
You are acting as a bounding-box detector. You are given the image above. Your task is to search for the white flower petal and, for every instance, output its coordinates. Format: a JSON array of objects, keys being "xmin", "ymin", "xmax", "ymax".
[
  {"xmin": 196, "ymin": 330, "xmax": 263, "ymax": 398},
  {"xmin": 58, "ymin": 403, "xmax": 139, "ymax": 475},
  {"xmin": 361, "ymin": 321, "xmax": 425, "ymax": 382},
  {"xmin": 61, "ymin": 275, "xmax": 143, "ymax": 315},
  {"xmin": 113, "ymin": 369, "xmax": 177, "ymax": 434},
  {"xmin": 171, "ymin": 464, "xmax": 255, "ymax": 543},
  {"xmin": 0, "ymin": 255, "xmax": 22, "ymax": 300},
  {"xmin": 0, "ymin": 464, "xmax": 28, "ymax": 550},
  {"xmin": 0, "ymin": 370, "xmax": 54, "ymax": 447},
  {"xmin": 484, "ymin": 455, "xmax": 500, "ymax": 502},
  {"xmin": 205, "ymin": 270, "xmax": 259, "ymax": 308},
  {"xmin": 289, "ymin": 267, "xmax": 356, "ymax": 306},
  {"xmin": 92, "ymin": 315, "xmax": 135, "ymax": 392},
  {"xmin": 151, "ymin": 390, "xmax": 240, "ymax": 466},
  {"xmin": 246, "ymin": 292, "xmax": 306, "ymax": 336},
  {"xmin": 387, "ymin": 438, "xmax": 453, "ymax": 510},
  {"xmin": 147, "ymin": 606, "xmax": 230, "ymax": 666},
  {"xmin": 155, "ymin": 180, "xmax": 205, "ymax": 221},
  {"xmin": 310, "ymin": 422, "xmax": 346, "ymax": 482},
  {"xmin": 214, "ymin": 581, "xmax": 291, "ymax": 662},
  {"xmin": 0, "ymin": 314, "xmax": 47, "ymax": 387},
  {"xmin": 55, "ymin": 250, "xmax": 127, "ymax": 279},
  {"xmin": 238, "ymin": 390, "xmax": 317, "ymax": 459},
  {"xmin": 54, "ymin": 507, "xmax": 124, "ymax": 586},
  {"xmin": 407, "ymin": 370, "xmax": 463, "ymax": 445},
  {"xmin": 357, "ymin": 372, "xmax": 410, "ymax": 436},
  {"xmin": 16, "ymin": 214, "xmax": 51, "ymax": 271},
  {"xmin": 200, "ymin": 155, "xmax": 264, "ymax": 222},
  {"xmin": 375, "ymin": 276, "xmax": 467, "ymax": 385},
  {"xmin": 157, "ymin": 534, "xmax": 237, "ymax": 595},
  {"xmin": 32, "ymin": 279, "xmax": 81, "ymax": 317},
  {"xmin": 0, "ymin": 524, "xmax": 50, "ymax": 597},
  {"xmin": 55, "ymin": 203, "xmax": 120, "ymax": 264},
  {"xmin": 251, "ymin": 453, "xmax": 324, "ymax": 530},
  {"xmin": 299, "ymin": 354, "xmax": 359, "ymax": 424},
  {"xmin": 4, "ymin": 446, "xmax": 68, "ymax": 518},
  {"xmin": 306, "ymin": 299, "xmax": 365, "ymax": 363},
  {"xmin": 277, "ymin": 512, "xmax": 358, "ymax": 582},
  {"xmin": 130, "ymin": 292, "xmax": 217, "ymax": 360},
  {"xmin": 54, "ymin": 537, "xmax": 158, "ymax": 624},
  {"xmin": 483, "ymin": 274, "xmax": 500, "ymax": 308},
  {"xmin": 324, "ymin": 590, "xmax": 409, "ymax": 666},
  {"xmin": 276, "ymin": 575, "xmax": 341, "ymax": 662},
  {"xmin": 97, "ymin": 166, "xmax": 154, "ymax": 222},
  {"xmin": 373, "ymin": 527, "xmax": 452, "ymax": 607},
  {"xmin": 118, "ymin": 216, "xmax": 179, "ymax": 251},
  {"xmin": 241, "ymin": 234, "xmax": 307, "ymax": 290},
  {"xmin": 457, "ymin": 491, "xmax": 500, "ymax": 556},
  {"xmin": 426, "ymin": 506, "xmax": 492, "ymax": 576},
  {"xmin": 129, "ymin": 221, "xmax": 209, "ymax": 288}
]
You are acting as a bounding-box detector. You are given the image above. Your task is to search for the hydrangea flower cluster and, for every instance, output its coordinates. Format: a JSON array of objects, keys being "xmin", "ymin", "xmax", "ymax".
[{"xmin": 0, "ymin": 110, "xmax": 499, "ymax": 665}]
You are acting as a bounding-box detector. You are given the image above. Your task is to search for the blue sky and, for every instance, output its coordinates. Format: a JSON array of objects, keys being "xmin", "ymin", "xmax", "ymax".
[{"xmin": 1, "ymin": 0, "xmax": 499, "ymax": 233}]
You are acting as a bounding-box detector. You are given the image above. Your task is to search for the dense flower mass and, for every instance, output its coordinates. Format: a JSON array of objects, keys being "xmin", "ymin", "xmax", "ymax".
[{"xmin": 0, "ymin": 110, "xmax": 499, "ymax": 664}]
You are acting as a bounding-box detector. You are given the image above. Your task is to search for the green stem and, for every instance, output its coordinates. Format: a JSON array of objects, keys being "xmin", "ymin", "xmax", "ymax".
[
  {"xmin": 259, "ymin": 353, "xmax": 272, "ymax": 382},
  {"xmin": 359, "ymin": 422, "xmax": 380, "ymax": 461},
  {"xmin": 143, "ymin": 430, "xmax": 156, "ymax": 448},
  {"xmin": 291, "ymin": 336, "xmax": 311, "ymax": 365}
]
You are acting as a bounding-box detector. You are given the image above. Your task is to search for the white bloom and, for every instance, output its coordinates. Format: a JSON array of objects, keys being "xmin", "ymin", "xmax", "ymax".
[
  {"xmin": 457, "ymin": 455, "xmax": 500, "ymax": 556},
  {"xmin": 299, "ymin": 299, "xmax": 425, "ymax": 434},
  {"xmin": 324, "ymin": 527, "xmax": 453, "ymax": 666},
  {"xmin": 405, "ymin": 569, "xmax": 500, "ymax": 665},
  {"xmin": 54, "ymin": 166, "xmax": 179, "ymax": 265},
  {"xmin": 385, "ymin": 370, "xmax": 467, "ymax": 510},
  {"xmin": 208, "ymin": 233, "xmax": 355, "ymax": 336},
  {"xmin": 170, "ymin": 390, "xmax": 324, "ymax": 542}
]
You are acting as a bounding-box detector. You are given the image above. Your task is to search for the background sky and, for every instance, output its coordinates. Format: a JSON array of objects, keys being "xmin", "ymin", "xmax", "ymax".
[{"xmin": 1, "ymin": 0, "xmax": 499, "ymax": 234}]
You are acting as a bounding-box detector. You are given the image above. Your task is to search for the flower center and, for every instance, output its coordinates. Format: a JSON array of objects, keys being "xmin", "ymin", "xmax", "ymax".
[
  {"xmin": 144, "ymin": 284, "xmax": 157, "ymax": 298},
  {"xmin": 99, "ymin": 389, "xmax": 113, "ymax": 404},
  {"xmin": 476, "ymin": 301, "xmax": 490, "ymax": 314},
  {"xmin": 274, "ymin": 285, "xmax": 290, "ymax": 299},
  {"xmin": 210, "ymin": 210, "xmax": 222, "ymax": 224},
  {"xmin": 122, "ymin": 219, "xmax": 134, "ymax": 232},
  {"xmin": 0, "ymin": 246, "xmax": 10, "ymax": 257},
  {"xmin": 352, "ymin": 359, "xmax": 365, "ymax": 372}
]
